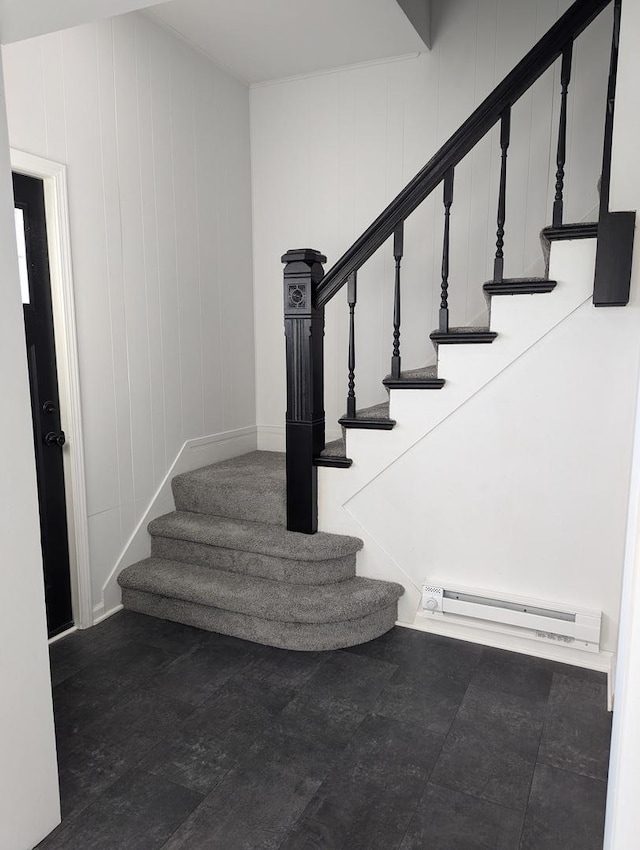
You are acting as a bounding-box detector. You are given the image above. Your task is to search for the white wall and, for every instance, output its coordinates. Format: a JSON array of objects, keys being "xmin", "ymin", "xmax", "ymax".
[
  {"xmin": 348, "ymin": 282, "xmax": 640, "ymax": 655},
  {"xmin": 2, "ymin": 11, "xmax": 256, "ymax": 617},
  {"xmin": 0, "ymin": 61, "xmax": 60, "ymax": 850},
  {"xmin": 251, "ymin": 0, "xmax": 612, "ymax": 444},
  {"xmin": 602, "ymin": 0, "xmax": 640, "ymax": 845}
]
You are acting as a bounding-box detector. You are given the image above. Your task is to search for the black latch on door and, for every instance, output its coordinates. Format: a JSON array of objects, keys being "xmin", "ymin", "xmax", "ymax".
[{"xmin": 44, "ymin": 430, "xmax": 66, "ymax": 447}]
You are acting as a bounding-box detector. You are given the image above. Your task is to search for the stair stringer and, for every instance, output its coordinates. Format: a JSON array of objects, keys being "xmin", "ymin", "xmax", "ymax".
[{"xmin": 318, "ymin": 238, "xmax": 597, "ymax": 624}]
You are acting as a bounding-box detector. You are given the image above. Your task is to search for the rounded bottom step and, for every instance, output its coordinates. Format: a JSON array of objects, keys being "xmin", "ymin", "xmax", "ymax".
[{"xmin": 121, "ymin": 588, "xmax": 399, "ymax": 652}]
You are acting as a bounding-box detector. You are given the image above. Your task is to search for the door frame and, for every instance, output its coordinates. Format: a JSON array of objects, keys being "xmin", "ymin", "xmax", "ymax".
[{"xmin": 11, "ymin": 149, "xmax": 92, "ymax": 630}]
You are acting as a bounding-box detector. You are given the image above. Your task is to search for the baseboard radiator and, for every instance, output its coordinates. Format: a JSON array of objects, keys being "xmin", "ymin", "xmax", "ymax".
[{"xmin": 419, "ymin": 582, "xmax": 601, "ymax": 653}]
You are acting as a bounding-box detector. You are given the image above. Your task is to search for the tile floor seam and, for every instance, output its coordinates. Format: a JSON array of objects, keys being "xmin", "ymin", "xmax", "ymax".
[
  {"xmin": 517, "ymin": 670, "xmax": 555, "ymax": 849},
  {"xmin": 533, "ymin": 760, "xmax": 609, "ymax": 785},
  {"xmin": 419, "ymin": 774, "xmax": 526, "ymax": 817},
  {"xmin": 269, "ymin": 707, "xmax": 373, "ymax": 850},
  {"xmin": 388, "ymin": 707, "xmax": 456, "ymax": 849},
  {"xmin": 393, "ymin": 768, "xmax": 436, "ymax": 849}
]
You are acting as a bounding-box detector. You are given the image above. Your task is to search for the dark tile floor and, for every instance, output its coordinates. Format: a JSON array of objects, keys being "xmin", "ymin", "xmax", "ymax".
[{"xmin": 38, "ymin": 612, "xmax": 611, "ymax": 850}]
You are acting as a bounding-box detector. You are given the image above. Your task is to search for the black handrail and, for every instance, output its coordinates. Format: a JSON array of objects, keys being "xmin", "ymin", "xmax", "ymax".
[{"xmin": 315, "ymin": 0, "xmax": 611, "ymax": 309}]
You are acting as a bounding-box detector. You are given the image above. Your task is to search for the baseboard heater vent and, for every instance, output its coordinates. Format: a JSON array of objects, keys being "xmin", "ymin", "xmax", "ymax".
[{"xmin": 419, "ymin": 582, "xmax": 601, "ymax": 653}]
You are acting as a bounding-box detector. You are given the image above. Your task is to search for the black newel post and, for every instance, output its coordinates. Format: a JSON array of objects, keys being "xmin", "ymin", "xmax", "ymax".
[{"xmin": 282, "ymin": 248, "xmax": 327, "ymax": 534}]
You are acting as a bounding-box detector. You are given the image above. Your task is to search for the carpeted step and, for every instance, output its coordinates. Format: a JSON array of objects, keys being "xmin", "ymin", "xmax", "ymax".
[
  {"xmin": 430, "ymin": 326, "xmax": 497, "ymax": 345},
  {"xmin": 319, "ymin": 438, "xmax": 347, "ymax": 458},
  {"xmin": 120, "ymin": 589, "xmax": 399, "ymax": 652},
  {"xmin": 315, "ymin": 438, "xmax": 351, "ymax": 468},
  {"xmin": 339, "ymin": 400, "xmax": 395, "ymax": 430},
  {"xmin": 118, "ymin": 557, "xmax": 404, "ymax": 651},
  {"xmin": 383, "ymin": 364, "xmax": 445, "ymax": 390},
  {"xmin": 172, "ymin": 451, "xmax": 286, "ymax": 525},
  {"xmin": 149, "ymin": 511, "xmax": 360, "ymax": 585}
]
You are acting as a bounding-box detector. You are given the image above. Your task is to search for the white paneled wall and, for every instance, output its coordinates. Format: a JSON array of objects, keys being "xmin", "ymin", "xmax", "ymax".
[
  {"xmin": 251, "ymin": 0, "xmax": 612, "ymax": 439},
  {"xmin": 2, "ymin": 12, "xmax": 255, "ymax": 613}
]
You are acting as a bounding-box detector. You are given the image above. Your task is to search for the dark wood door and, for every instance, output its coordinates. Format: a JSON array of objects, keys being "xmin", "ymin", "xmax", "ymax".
[{"xmin": 13, "ymin": 172, "xmax": 73, "ymax": 638}]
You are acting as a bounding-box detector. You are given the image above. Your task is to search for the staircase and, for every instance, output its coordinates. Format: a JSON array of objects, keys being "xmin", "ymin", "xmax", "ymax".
[
  {"xmin": 117, "ymin": 452, "xmax": 404, "ymax": 650},
  {"xmin": 118, "ymin": 0, "xmax": 633, "ymax": 651}
]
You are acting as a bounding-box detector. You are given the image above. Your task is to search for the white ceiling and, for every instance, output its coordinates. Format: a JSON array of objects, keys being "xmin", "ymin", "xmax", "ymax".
[
  {"xmin": 0, "ymin": 0, "xmax": 168, "ymax": 44},
  {"xmin": 145, "ymin": 0, "xmax": 429, "ymax": 85}
]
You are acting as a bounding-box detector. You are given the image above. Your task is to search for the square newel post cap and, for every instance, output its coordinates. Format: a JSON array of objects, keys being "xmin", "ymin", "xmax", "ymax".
[
  {"xmin": 281, "ymin": 248, "xmax": 327, "ymax": 265},
  {"xmin": 282, "ymin": 249, "xmax": 327, "ymax": 313}
]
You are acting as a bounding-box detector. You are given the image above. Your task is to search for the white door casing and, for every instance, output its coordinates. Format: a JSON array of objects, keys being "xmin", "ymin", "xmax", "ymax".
[{"xmin": 11, "ymin": 149, "xmax": 92, "ymax": 630}]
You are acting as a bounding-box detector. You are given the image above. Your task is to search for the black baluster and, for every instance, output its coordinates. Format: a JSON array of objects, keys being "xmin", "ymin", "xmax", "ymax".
[
  {"xmin": 439, "ymin": 167, "xmax": 454, "ymax": 332},
  {"xmin": 494, "ymin": 107, "xmax": 511, "ymax": 284},
  {"xmin": 553, "ymin": 43, "xmax": 573, "ymax": 227},
  {"xmin": 391, "ymin": 222, "xmax": 404, "ymax": 379},
  {"xmin": 346, "ymin": 271, "xmax": 357, "ymax": 419}
]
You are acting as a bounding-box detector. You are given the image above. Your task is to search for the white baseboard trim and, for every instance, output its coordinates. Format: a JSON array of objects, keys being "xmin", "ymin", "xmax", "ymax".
[
  {"xmin": 48, "ymin": 625, "xmax": 78, "ymax": 644},
  {"xmin": 396, "ymin": 617, "xmax": 615, "ymax": 709},
  {"xmin": 257, "ymin": 424, "xmax": 342, "ymax": 453},
  {"xmin": 98, "ymin": 426, "xmax": 258, "ymax": 616},
  {"xmin": 92, "ymin": 602, "xmax": 124, "ymax": 625}
]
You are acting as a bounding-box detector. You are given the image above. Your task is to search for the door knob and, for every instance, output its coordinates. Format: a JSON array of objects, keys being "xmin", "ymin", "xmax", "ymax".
[{"xmin": 44, "ymin": 430, "xmax": 66, "ymax": 447}]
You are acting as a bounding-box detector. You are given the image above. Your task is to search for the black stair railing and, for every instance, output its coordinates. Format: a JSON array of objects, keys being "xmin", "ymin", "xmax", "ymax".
[{"xmin": 282, "ymin": 0, "xmax": 629, "ymax": 534}]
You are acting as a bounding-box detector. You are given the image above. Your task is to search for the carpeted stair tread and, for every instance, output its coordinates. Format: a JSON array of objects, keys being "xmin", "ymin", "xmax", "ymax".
[
  {"xmin": 121, "ymin": 589, "xmax": 399, "ymax": 651},
  {"xmin": 355, "ymin": 401, "xmax": 391, "ymax": 419},
  {"xmin": 430, "ymin": 327, "xmax": 497, "ymax": 345},
  {"xmin": 319, "ymin": 438, "xmax": 347, "ymax": 458},
  {"xmin": 118, "ymin": 557, "xmax": 404, "ymax": 626},
  {"xmin": 442, "ymin": 325, "xmax": 490, "ymax": 334},
  {"xmin": 151, "ymin": 533, "xmax": 357, "ymax": 585},
  {"xmin": 339, "ymin": 400, "xmax": 395, "ymax": 430},
  {"xmin": 382, "ymin": 363, "xmax": 445, "ymax": 389},
  {"xmin": 149, "ymin": 511, "xmax": 361, "ymax": 561},
  {"xmin": 172, "ymin": 451, "xmax": 286, "ymax": 525},
  {"xmin": 390, "ymin": 364, "xmax": 439, "ymax": 381}
]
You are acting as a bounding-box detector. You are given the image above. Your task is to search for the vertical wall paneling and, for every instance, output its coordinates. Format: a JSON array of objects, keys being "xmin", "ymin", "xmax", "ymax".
[
  {"xmin": 135, "ymin": 17, "xmax": 166, "ymax": 485},
  {"xmin": 113, "ymin": 15, "xmax": 154, "ymax": 512},
  {"xmin": 2, "ymin": 11, "xmax": 256, "ymax": 613},
  {"xmin": 63, "ymin": 24, "xmax": 121, "ymax": 520}
]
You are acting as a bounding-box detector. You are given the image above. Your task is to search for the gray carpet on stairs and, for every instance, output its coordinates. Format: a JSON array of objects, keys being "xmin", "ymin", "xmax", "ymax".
[
  {"xmin": 384, "ymin": 364, "xmax": 439, "ymax": 382},
  {"xmin": 149, "ymin": 511, "xmax": 360, "ymax": 585},
  {"xmin": 121, "ymin": 588, "xmax": 400, "ymax": 652},
  {"xmin": 172, "ymin": 451, "xmax": 287, "ymax": 526},
  {"xmin": 151, "ymin": 535, "xmax": 357, "ymax": 585},
  {"xmin": 149, "ymin": 511, "xmax": 361, "ymax": 559},
  {"xmin": 345, "ymin": 400, "xmax": 390, "ymax": 420},
  {"xmin": 118, "ymin": 557, "xmax": 403, "ymax": 624},
  {"xmin": 119, "ymin": 450, "xmax": 405, "ymax": 651},
  {"xmin": 320, "ymin": 438, "xmax": 347, "ymax": 459}
]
